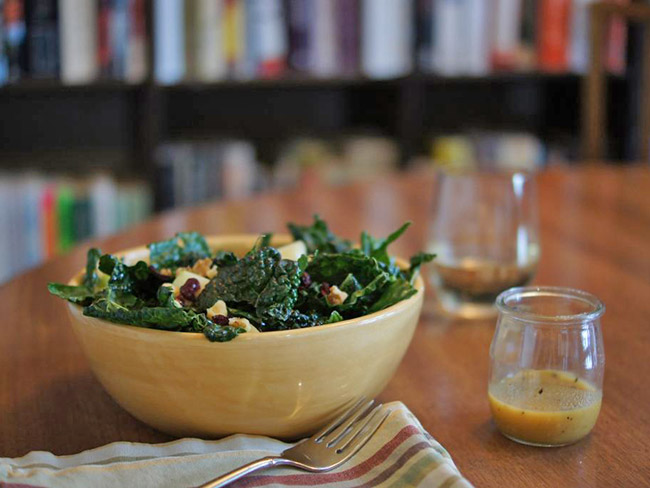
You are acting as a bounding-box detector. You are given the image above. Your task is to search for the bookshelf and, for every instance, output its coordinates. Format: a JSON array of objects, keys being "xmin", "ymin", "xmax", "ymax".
[{"xmin": 0, "ymin": 72, "xmax": 632, "ymax": 197}]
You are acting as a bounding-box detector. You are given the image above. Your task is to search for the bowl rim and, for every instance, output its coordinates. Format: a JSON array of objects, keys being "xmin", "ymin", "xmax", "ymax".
[{"xmin": 66, "ymin": 233, "xmax": 425, "ymax": 342}]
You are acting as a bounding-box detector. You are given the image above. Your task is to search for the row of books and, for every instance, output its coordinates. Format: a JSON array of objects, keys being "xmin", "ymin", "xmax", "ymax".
[
  {"xmin": 0, "ymin": 0, "xmax": 147, "ymax": 85},
  {"xmin": 155, "ymin": 140, "xmax": 264, "ymax": 210},
  {"xmin": 0, "ymin": 174, "xmax": 152, "ymax": 284},
  {"xmin": 0, "ymin": 0, "xmax": 629, "ymax": 86},
  {"xmin": 154, "ymin": 135, "xmax": 401, "ymax": 210},
  {"xmin": 156, "ymin": 0, "xmax": 630, "ymax": 83},
  {"xmin": 421, "ymin": 0, "xmax": 628, "ymax": 76}
]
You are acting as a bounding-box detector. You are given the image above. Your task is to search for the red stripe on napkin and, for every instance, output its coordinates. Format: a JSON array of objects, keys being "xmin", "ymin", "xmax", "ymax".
[
  {"xmin": 0, "ymin": 483, "xmax": 46, "ymax": 488},
  {"xmin": 234, "ymin": 425, "xmax": 421, "ymax": 487}
]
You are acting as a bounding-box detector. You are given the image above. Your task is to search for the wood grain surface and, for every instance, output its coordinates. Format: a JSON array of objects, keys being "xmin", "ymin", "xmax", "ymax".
[{"xmin": 1, "ymin": 165, "xmax": 649, "ymax": 487}]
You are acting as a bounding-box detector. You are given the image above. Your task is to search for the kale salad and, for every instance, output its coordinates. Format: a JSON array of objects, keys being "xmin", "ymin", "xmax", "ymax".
[{"xmin": 48, "ymin": 217, "xmax": 435, "ymax": 342}]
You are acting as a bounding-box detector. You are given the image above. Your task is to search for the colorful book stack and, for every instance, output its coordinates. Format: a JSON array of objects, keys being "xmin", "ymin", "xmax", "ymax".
[
  {"xmin": 155, "ymin": 140, "xmax": 265, "ymax": 209},
  {"xmin": 0, "ymin": 174, "xmax": 152, "ymax": 284},
  {"xmin": 0, "ymin": 0, "xmax": 148, "ymax": 85},
  {"xmin": 418, "ymin": 0, "xmax": 629, "ymax": 76}
]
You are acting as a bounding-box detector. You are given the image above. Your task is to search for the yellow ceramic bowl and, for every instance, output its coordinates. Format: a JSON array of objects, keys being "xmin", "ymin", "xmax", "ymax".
[{"xmin": 66, "ymin": 235, "xmax": 424, "ymax": 439}]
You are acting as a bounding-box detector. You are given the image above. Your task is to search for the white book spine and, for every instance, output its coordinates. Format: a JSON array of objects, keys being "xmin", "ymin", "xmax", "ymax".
[
  {"xmin": 196, "ymin": 0, "xmax": 227, "ymax": 81},
  {"xmin": 570, "ymin": 0, "xmax": 595, "ymax": 73},
  {"xmin": 59, "ymin": 0, "xmax": 99, "ymax": 84},
  {"xmin": 311, "ymin": 0, "xmax": 337, "ymax": 76},
  {"xmin": 361, "ymin": 0, "xmax": 413, "ymax": 79},
  {"xmin": 463, "ymin": 0, "xmax": 490, "ymax": 75},
  {"xmin": 154, "ymin": 0, "xmax": 185, "ymax": 85},
  {"xmin": 491, "ymin": 0, "xmax": 522, "ymax": 62},
  {"xmin": 254, "ymin": 0, "xmax": 287, "ymax": 75},
  {"xmin": 432, "ymin": 0, "xmax": 462, "ymax": 75}
]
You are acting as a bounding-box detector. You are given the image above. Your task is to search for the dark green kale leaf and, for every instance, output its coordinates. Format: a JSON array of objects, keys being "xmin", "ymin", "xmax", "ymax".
[
  {"xmin": 339, "ymin": 273, "xmax": 362, "ymax": 294},
  {"xmin": 83, "ymin": 248, "xmax": 102, "ymax": 290},
  {"xmin": 360, "ymin": 222, "xmax": 410, "ymax": 266},
  {"xmin": 148, "ymin": 232, "xmax": 211, "ymax": 271},
  {"xmin": 47, "ymin": 248, "xmax": 104, "ymax": 305},
  {"xmin": 407, "ymin": 252, "xmax": 436, "ymax": 283},
  {"xmin": 255, "ymin": 255, "xmax": 308, "ymax": 322},
  {"xmin": 83, "ymin": 299, "xmax": 202, "ymax": 331},
  {"xmin": 336, "ymin": 272, "xmax": 391, "ymax": 315},
  {"xmin": 203, "ymin": 324, "xmax": 245, "ymax": 342},
  {"xmin": 287, "ymin": 215, "xmax": 352, "ymax": 254},
  {"xmin": 367, "ymin": 279, "xmax": 418, "ymax": 314},
  {"xmin": 196, "ymin": 247, "xmax": 281, "ymax": 310},
  {"xmin": 98, "ymin": 255, "xmax": 161, "ymax": 306},
  {"xmin": 306, "ymin": 253, "xmax": 385, "ymax": 286},
  {"xmin": 47, "ymin": 283, "xmax": 96, "ymax": 305},
  {"xmin": 213, "ymin": 250, "xmax": 238, "ymax": 268}
]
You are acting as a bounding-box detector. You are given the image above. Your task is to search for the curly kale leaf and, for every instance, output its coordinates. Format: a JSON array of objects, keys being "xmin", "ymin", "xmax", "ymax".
[
  {"xmin": 306, "ymin": 253, "xmax": 385, "ymax": 286},
  {"xmin": 47, "ymin": 248, "xmax": 104, "ymax": 305},
  {"xmin": 148, "ymin": 231, "xmax": 211, "ymax": 271},
  {"xmin": 196, "ymin": 247, "xmax": 281, "ymax": 310},
  {"xmin": 360, "ymin": 222, "xmax": 410, "ymax": 266},
  {"xmin": 213, "ymin": 250, "xmax": 238, "ymax": 268},
  {"xmin": 47, "ymin": 283, "xmax": 96, "ymax": 305},
  {"xmin": 255, "ymin": 255, "xmax": 308, "ymax": 322},
  {"xmin": 287, "ymin": 215, "xmax": 352, "ymax": 254},
  {"xmin": 203, "ymin": 324, "xmax": 245, "ymax": 342},
  {"xmin": 98, "ymin": 255, "xmax": 161, "ymax": 306},
  {"xmin": 83, "ymin": 248, "xmax": 102, "ymax": 290},
  {"xmin": 83, "ymin": 299, "xmax": 205, "ymax": 331},
  {"xmin": 336, "ymin": 272, "xmax": 391, "ymax": 315},
  {"xmin": 407, "ymin": 252, "xmax": 436, "ymax": 283},
  {"xmin": 367, "ymin": 279, "xmax": 418, "ymax": 314}
]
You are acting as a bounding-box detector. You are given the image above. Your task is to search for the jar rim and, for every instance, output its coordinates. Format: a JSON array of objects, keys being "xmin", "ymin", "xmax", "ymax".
[{"xmin": 496, "ymin": 286, "xmax": 605, "ymax": 324}]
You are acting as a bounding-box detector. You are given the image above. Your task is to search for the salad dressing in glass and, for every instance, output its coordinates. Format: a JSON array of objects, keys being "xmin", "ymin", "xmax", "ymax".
[{"xmin": 488, "ymin": 369, "xmax": 602, "ymax": 446}]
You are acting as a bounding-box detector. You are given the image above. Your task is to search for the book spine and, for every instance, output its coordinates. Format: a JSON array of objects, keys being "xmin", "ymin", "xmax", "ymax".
[
  {"xmin": 287, "ymin": 0, "xmax": 312, "ymax": 73},
  {"xmin": 223, "ymin": 0, "xmax": 245, "ymax": 78},
  {"xmin": 462, "ymin": 0, "xmax": 489, "ymax": 75},
  {"xmin": 518, "ymin": 0, "xmax": 537, "ymax": 70},
  {"xmin": 416, "ymin": 0, "xmax": 433, "ymax": 73},
  {"xmin": 153, "ymin": 0, "xmax": 185, "ymax": 84},
  {"xmin": 25, "ymin": 0, "xmax": 59, "ymax": 78},
  {"xmin": 59, "ymin": 0, "xmax": 99, "ymax": 84},
  {"xmin": 491, "ymin": 0, "xmax": 523, "ymax": 71},
  {"xmin": 335, "ymin": 0, "xmax": 359, "ymax": 77},
  {"xmin": 604, "ymin": 0, "xmax": 628, "ymax": 74},
  {"xmin": 0, "ymin": 0, "xmax": 7, "ymax": 85},
  {"xmin": 125, "ymin": 0, "xmax": 147, "ymax": 83},
  {"xmin": 3, "ymin": 0, "xmax": 27, "ymax": 81},
  {"xmin": 253, "ymin": 0, "xmax": 287, "ymax": 78},
  {"xmin": 569, "ymin": 0, "xmax": 594, "ymax": 73},
  {"xmin": 537, "ymin": 0, "xmax": 571, "ymax": 72},
  {"xmin": 195, "ymin": 0, "xmax": 226, "ymax": 82},
  {"xmin": 361, "ymin": 0, "xmax": 413, "ymax": 79},
  {"xmin": 311, "ymin": 0, "xmax": 337, "ymax": 76},
  {"xmin": 111, "ymin": 0, "xmax": 128, "ymax": 79},
  {"xmin": 97, "ymin": 0, "xmax": 113, "ymax": 78},
  {"xmin": 431, "ymin": 0, "xmax": 461, "ymax": 75}
]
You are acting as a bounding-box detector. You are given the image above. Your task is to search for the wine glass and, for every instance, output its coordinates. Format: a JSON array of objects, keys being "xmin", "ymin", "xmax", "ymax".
[{"xmin": 426, "ymin": 169, "xmax": 540, "ymax": 318}]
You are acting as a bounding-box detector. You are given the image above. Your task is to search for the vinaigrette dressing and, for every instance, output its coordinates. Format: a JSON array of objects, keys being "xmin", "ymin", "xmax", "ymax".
[{"xmin": 488, "ymin": 369, "xmax": 602, "ymax": 446}]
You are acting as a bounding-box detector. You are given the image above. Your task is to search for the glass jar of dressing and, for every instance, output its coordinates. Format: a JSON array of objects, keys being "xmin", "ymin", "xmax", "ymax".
[{"xmin": 488, "ymin": 286, "xmax": 605, "ymax": 447}]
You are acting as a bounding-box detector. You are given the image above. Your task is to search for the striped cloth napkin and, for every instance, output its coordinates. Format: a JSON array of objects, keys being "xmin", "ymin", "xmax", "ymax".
[{"xmin": 0, "ymin": 402, "xmax": 473, "ymax": 488}]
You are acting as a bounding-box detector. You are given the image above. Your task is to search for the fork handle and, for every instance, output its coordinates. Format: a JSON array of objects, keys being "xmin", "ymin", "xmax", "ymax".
[{"xmin": 197, "ymin": 456, "xmax": 290, "ymax": 488}]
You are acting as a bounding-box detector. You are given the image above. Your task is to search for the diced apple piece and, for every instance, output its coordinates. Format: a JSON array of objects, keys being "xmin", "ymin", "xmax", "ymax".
[
  {"xmin": 277, "ymin": 240, "xmax": 307, "ymax": 261},
  {"xmin": 172, "ymin": 270, "xmax": 210, "ymax": 294}
]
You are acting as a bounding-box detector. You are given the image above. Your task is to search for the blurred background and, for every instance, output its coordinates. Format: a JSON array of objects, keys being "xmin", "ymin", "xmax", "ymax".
[{"xmin": 0, "ymin": 0, "xmax": 649, "ymax": 283}]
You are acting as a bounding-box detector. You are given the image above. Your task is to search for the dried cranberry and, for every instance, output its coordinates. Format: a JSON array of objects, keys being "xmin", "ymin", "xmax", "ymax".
[
  {"xmin": 212, "ymin": 314, "xmax": 229, "ymax": 326},
  {"xmin": 180, "ymin": 278, "xmax": 201, "ymax": 301},
  {"xmin": 300, "ymin": 272, "xmax": 312, "ymax": 289},
  {"xmin": 320, "ymin": 282, "xmax": 331, "ymax": 296}
]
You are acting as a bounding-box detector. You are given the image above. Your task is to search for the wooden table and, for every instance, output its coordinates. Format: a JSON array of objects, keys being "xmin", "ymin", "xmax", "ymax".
[{"xmin": 1, "ymin": 165, "xmax": 649, "ymax": 487}]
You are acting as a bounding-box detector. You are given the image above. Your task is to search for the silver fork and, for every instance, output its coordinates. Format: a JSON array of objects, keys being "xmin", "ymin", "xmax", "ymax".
[{"xmin": 197, "ymin": 399, "xmax": 390, "ymax": 488}]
